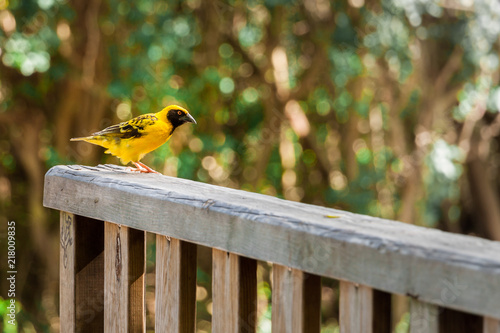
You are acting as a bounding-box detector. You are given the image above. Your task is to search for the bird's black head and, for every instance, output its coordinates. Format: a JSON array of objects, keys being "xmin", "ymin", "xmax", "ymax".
[{"xmin": 166, "ymin": 107, "xmax": 197, "ymax": 131}]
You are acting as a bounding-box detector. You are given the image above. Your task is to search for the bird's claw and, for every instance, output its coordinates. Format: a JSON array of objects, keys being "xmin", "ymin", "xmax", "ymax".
[{"xmin": 131, "ymin": 162, "xmax": 161, "ymax": 174}]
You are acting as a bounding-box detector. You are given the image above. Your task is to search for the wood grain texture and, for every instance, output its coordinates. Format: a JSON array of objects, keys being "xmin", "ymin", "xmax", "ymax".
[
  {"xmin": 484, "ymin": 317, "xmax": 500, "ymax": 333},
  {"xmin": 44, "ymin": 165, "xmax": 500, "ymax": 319},
  {"xmin": 272, "ymin": 264, "xmax": 321, "ymax": 333},
  {"xmin": 60, "ymin": 212, "xmax": 105, "ymax": 332},
  {"xmin": 409, "ymin": 299, "xmax": 438, "ymax": 333},
  {"xmin": 60, "ymin": 211, "xmax": 76, "ymax": 333},
  {"xmin": 340, "ymin": 281, "xmax": 373, "ymax": 333},
  {"xmin": 212, "ymin": 249, "xmax": 257, "ymax": 333},
  {"xmin": 155, "ymin": 236, "xmax": 197, "ymax": 332},
  {"xmin": 104, "ymin": 223, "xmax": 145, "ymax": 332}
]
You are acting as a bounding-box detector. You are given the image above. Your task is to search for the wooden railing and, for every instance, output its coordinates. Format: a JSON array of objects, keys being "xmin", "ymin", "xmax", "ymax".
[{"xmin": 43, "ymin": 165, "xmax": 500, "ymax": 332}]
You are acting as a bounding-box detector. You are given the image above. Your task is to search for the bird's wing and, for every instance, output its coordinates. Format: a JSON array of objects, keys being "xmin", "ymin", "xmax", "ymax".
[{"xmin": 92, "ymin": 114, "xmax": 158, "ymax": 139}]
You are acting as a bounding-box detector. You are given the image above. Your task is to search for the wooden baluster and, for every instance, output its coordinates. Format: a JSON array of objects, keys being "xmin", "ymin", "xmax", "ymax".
[
  {"xmin": 155, "ymin": 236, "xmax": 197, "ymax": 332},
  {"xmin": 60, "ymin": 211, "xmax": 105, "ymax": 332},
  {"xmin": 212, "ymin": 249, "xmax": 257, "ymax": 333},
  {"xmin": 339, "ymin": 281, "xmax": 373, "ymax": 333},
  {"xmin": 339, "ymin": 285, "xmax": 391, "ymax": 333},
  {"xmin": 409, "ymin": 299, "xmax": 438, "ymax": 333},
  {"xmin": 104, "ymin": 223, "xmax": 145, "ymax": 332},
  {"xmin": 60, "ymin": 211, "xmax": 76, "ymax": 332},
  {"xmin": 484, "ymin": 317, "xmax": 500, "ymax": 333},
  {"xmin": 272, "ymin": 264, "xmax": 321, "ymax": 333}
]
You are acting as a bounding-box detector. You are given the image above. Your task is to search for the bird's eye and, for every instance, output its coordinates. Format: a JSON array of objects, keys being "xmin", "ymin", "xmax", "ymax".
[{"xmin": 177, "ymin": 110, "xmax": 182, "ymax": 116}]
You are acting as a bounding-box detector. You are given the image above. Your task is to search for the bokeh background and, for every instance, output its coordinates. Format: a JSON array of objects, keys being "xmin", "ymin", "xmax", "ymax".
[{"xmin": 1, "ymin": 0, "xmax": 500, "ymax": 331}]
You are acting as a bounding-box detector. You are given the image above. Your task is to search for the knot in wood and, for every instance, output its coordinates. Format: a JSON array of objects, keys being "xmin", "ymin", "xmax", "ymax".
[{"xmin": 115, "ymin": 232, "xmax": 122, "ymax": 282}]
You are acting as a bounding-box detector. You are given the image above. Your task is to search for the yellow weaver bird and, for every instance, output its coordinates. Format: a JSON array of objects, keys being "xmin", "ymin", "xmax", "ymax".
[{"xmin": 71, "ymin": 105, "xmax": 196, "ymax": 173}]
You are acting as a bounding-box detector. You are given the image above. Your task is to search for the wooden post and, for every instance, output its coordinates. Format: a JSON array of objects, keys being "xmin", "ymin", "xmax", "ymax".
[
  {"xmin": 484, "ymin": 317, "xmax": 500, "ymax": 333},
  {"xmin": 212, "ymin": 249, "xmax": 257, "ymax": 333},
  {"xmin": 104, "ymin": 223, "xmax": 145, "ymax": 332},
  {"xmin": 60, "ymin": 211, "xmax": 105, "ymax": 332},
  {"xmin": 155, "ymin": 236, "xmax": 197, "ymax": 332},
  {"xmin": 339, "ymin": 281, "xmax": 373, "ymax": 333},
  {"xmin": 272, "ymin": 264, "xmax": 321, "ymax": 333},
  {"xmin": 409, "ymin": 299, "xmax": 438, "ymax": 333}
]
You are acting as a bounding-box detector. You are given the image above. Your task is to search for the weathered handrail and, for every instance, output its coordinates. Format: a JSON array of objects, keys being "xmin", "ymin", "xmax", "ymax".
[{"xmin": 43, "ymin": 164, "xmax": 500, "ymax": 332}]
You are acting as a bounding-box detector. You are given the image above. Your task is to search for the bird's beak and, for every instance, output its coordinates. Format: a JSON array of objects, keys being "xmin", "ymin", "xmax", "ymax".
[{"xmin": 182, "ymin": 113, "xmax": 197, "ymax": 125}]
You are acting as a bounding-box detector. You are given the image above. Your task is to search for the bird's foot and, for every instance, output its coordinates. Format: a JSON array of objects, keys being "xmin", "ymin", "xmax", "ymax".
[
  {"xmin": 132, "ymin": 162, "xmax": 161, "ymax": 174},
  {"xmin": 125, "ymin": 166, "xmax": 143, "ymax": 173}
]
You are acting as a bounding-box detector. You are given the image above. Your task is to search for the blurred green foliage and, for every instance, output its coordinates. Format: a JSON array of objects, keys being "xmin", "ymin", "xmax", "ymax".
[
  {"xmin": 0, "ymin": 298, "xmax": 20, "ymax": 333},
  {"xmin": 1, "ymin": 0, "xmax": 500, "ymax": 331}
]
